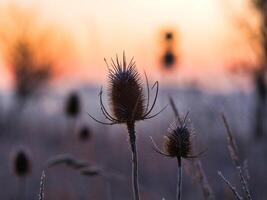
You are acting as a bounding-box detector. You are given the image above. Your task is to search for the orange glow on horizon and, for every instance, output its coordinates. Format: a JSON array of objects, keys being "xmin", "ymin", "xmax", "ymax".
[{"xmin": 0, "ymin": 0, "xmax": 260, "ymax": 92}]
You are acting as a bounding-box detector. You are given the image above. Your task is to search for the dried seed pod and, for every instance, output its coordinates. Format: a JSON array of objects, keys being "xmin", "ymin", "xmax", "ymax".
[
  {"xmin": 89, "ymin": 52, "xmax": 164, "ymax": 126},
  {"xmin": 151, "ymin": 113, "xmax": 201, "ymax": 159},
  {"xmin": 108, "ymin": 53, "xmax": 145, "ymax": 122},
  {"xmin": 164, "ymin": 120, "xmax": 192, "ymax": 158},
  {"xmin": 65, "ymin": 92, "xmax": 80, "ymax": 118}
]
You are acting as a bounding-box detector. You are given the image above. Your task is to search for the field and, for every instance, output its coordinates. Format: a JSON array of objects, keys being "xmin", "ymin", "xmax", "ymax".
[{"xmin": 0, "ymin": 86, "xmax": 265, "ymax": 200}]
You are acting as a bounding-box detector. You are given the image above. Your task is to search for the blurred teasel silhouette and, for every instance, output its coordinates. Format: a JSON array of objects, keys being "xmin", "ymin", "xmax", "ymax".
[
  {"xmin": 65, "ymin": 91, "xmax": 81, "ymax": 143},
  {"xmin": 65, "ymin": 91, "xmax": 80, "ymax": 119},
  {"xmin": 89, "ymin": 52, "xmax": 164, "ymax": 200},
  {"xmin": 0, "ymin": 4, "xmax": 74, "ymax": 106},
  {"xmin": 161, "ymin": 30, "xmax": 179, "ymax": 70},
  {"xmin": 12, "ymin": 147, "xmax": 31, "ymax": 200},
  {"xmin": 13, "ymin": 148, "xmax": 31, "ymax": 177},
  {"xmin": 151, "ymin": 114, "xmax": 202, "ymax": 200},
  {"xmin": 78, "ymin": 126, "xmax": 91, "ymax": 142}
]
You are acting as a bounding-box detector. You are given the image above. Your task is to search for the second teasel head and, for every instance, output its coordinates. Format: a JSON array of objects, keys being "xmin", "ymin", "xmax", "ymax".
[
  {"xmin": 164, "ymin": 119, "xmax": 193, "ymax": 158},
  {"xmin": 152, "ymin": 113, "xmax": 200, "ymax": 159}
]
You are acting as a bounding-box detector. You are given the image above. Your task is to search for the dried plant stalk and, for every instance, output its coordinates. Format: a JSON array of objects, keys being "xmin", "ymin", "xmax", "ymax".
[
  {"xmin": 194, "ymin": 160, "xmax": 215, "ymax": 200},
  {"xmin": 127, "ymin": 122, "xmax": 140, "ymax": 200},
  {"xmin": 221, "ymin": 113, "xmax": 252, "ymax": 200},
  {"xmin": 177, "ymin": 157, "xmax": 182, "ymax": 200},
  {"xmin": 218, "ymin": 171, "xmax": 243, "ymax": 200}
]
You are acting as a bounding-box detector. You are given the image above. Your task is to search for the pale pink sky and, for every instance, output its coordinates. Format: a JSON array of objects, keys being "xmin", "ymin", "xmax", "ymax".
[{"xmin": 0, "ymin": 0, "xmax": 257, "ymax": 91}]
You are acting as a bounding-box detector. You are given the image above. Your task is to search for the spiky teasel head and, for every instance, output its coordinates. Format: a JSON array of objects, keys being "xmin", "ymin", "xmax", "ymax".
[
  {"xmin": 89, "ymin": 52, "xmax": 165, "ymax": 125},
  {"xmin": 12, "ymin": 148, "xmax": 31, "ymax": 177},
  {"xmin": 164, "ymin": 118, "xmax": 193, "ymax": 158},
  {"xmin": 108, "ymin": 53, "xmax": 145, "ymax": 122},
  {"xmin": 151, "ymin": 113, "xmax": 201, "ymax": 159}
]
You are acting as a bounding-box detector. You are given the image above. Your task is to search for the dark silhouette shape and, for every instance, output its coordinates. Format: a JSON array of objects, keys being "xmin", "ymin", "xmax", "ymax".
[
  {"xmin": 163, "ymin": 50, "xmax": 176, "ymax": 68},
  {"xmin": 89, "ymin": 53, "xmax": 164, "ymax": 200},
  {"xmin": 65, "ymin": 92, "xmax": 80, "ymax": 118},
  {"xmin": 78, "ymin": 126, "xmax": 91, "ymax": 141},
  {"xmin": 161, "ymin": 30, "xmax": 179, "ymax": 70},
  {"xmin": 13, "ymin": 150, "xmax": 31, "ymax": 177},
  {"xmin": 11, "ymin": 40, "xmax": 52, "ymax": 102},
  {"xmin": 165, "ymin": 32, "xmax": 173, "ymax": 40}
]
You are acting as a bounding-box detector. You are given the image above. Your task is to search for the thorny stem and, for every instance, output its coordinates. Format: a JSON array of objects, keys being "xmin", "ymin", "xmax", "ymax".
[
  {"xmin": 127, "ymin": 122, "xmax": 140, "ymax": 200},
  {"xmin": 177, "ymin": 156, "xmax": 182, "ymax": 200}
]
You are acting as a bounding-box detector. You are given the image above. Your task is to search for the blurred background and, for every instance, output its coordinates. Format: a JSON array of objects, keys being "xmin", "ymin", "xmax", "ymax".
[{"xmin": 0, "ymin": 0, "xmax": 266, "ymax": 199}]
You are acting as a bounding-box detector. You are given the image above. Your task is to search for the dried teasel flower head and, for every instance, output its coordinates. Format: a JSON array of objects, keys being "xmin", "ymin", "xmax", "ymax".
[
  {"xmin": 89, "ymin": 52, "xmax": 165, "ymax": 125},
  {"xmin": 12, "ymin": 148, "xmax": 31, "ymax": 177},
  {"xmin": 151, "ymin": 113, "xmax": 201, "ymax": 159},
  {"xmin": 164, "ymin": 118, "xmax": 192, "ymax": 158},
  {"xmin": 108, "ymin": 53, "xmax": 145, "ymax": 122},
  {"xmin": 65, "ymin": 91, "xmax": 80, "ymax": 118}
]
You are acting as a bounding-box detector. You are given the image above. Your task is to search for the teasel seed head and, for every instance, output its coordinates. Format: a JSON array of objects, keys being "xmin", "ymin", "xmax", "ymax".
[
  {"xmin": 65, "ymin": 91, "xmax": 80, "ymax": 118},
  {"xmin": 164, "ymin": 120, "xmax": 192, "ymax": 158},
  {"xmin": 88, "ymin": 52, "xmax": 166, "ymax": 126},
  {"xmin": 13, "ymin": 148, "xmax": 31, "ymax": 177},
  {"xmin": 108, "ymin": 53, "xmax": 145, "ymax": 123},
  {"xmin": 151, "ymin": 113, "xmax": 202, "ymax": 159}
]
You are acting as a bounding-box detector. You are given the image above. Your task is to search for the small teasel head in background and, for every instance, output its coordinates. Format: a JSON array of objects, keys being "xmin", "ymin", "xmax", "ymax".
[
  {"xmin": 65, "ymin": 91, "xmax": 80, "ymax": 118},
  {"xmin": 151, "ymin": 113, "xmax": 201, "ymax": 160},
  {"xmin": 151, "ymin": 113, "xmax": 202, "ymax": 200},
  {"xmin": 12, "ymin": 147, "xmax": 31, "ymax": 177},
  {"xmin": 78, "ymin": 126, "xmax": 92, "ymax": 142}
]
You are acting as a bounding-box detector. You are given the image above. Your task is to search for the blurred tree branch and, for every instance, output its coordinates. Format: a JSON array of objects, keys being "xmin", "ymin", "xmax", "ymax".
[
  {"xmin": 221, "ymin": 0, "xmax": 267, "ymax": 138},
  {"xmin": 0, "ymin": 3, "xmax": 74, "ymax": 104}
]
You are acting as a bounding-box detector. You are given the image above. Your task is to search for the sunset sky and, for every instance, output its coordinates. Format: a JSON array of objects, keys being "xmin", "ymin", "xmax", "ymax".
[{"xmin": 0, "ymin": 0, "xmax": 258, "ymax": 91}]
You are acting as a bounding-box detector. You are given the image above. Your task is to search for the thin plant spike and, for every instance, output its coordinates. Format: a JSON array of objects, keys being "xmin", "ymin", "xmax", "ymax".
[
  {"xmin": 194, "ymin": 160, "xmax": 215, "ymax": 200},
  {"xmin": 143, "ymin": 81, "xmax": 159, "ymax": 118},
  {"xmin": 144, "ymin": 71, "xmax": 150, "ymax": 113},
  {"xmin": 87, "ymin": 113, "xmax": 116, "ymax": 125},
  {"xmin": 39, "ymin": 171, "xmax": 46, "ymax": 200},
  {"xmin": 218, "ymin": 171, "xmax": 243, "ymax": 200},
  {"xmin": 221, "ymin": 113, "xmax": 240, "ymax": 166},
  {"xmin": 221, "ymin": 113, "xmax": 252, "ymax": 199},
  {"xmin": 237, "ymin": 167, "xmax": 252, "ymax": 200},
  {"xmin": 149, "ymin": 136, "xmax": 172, "ymax": 157},
  {"xmin": 169, "ymin": 96, "xmax": 182, "ymax": 123},
  {"xmin": 99, "ymin": 88, "xmax": 118, "ymax": 122}
]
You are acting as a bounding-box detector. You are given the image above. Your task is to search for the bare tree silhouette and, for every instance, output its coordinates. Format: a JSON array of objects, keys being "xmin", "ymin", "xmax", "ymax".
[
  {"xmin": 222, "ymin": 0, "xmax": 267, "ymax": 138},
  {"xmin": 0, "ymin": 4, "xmax": 73, "ymax": 105}
]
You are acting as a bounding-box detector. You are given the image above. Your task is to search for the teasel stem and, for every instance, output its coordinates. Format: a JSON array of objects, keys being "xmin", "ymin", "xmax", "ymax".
[
  {"xmin": 127, "ymin": 122, "xmax": 140, "ymax": 200},
  {"xmin": 177, "ymin": 156, "xmax": 182, "ymax": 200}
]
